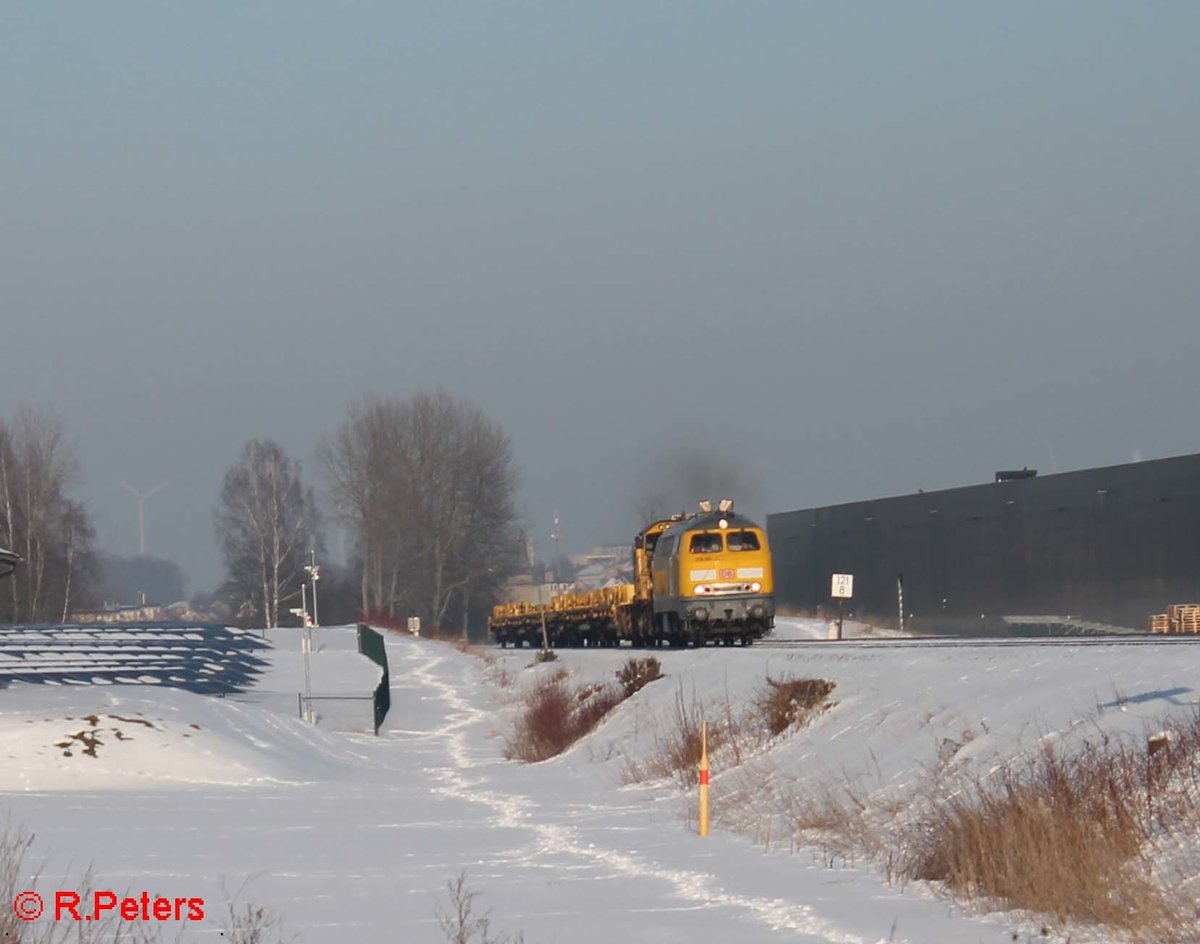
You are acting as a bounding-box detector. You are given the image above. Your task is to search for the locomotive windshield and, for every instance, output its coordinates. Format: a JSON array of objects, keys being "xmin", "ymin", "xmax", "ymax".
[
  {"xmin": 689, "ymin": 533, "xmax": 724, "ymax": 554},
  {"xmin": 727, "ymin": 531, "xmax": 760, "ymax": 551}
]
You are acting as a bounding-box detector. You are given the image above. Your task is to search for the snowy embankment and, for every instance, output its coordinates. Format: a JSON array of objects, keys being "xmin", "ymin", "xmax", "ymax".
[{"xmin": 0, "ymin": 619, "xmax": 1196, "ymax": 943}]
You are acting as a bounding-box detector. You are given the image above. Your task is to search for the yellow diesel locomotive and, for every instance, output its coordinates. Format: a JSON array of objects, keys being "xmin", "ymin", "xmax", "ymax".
[{"xmin": 489, "ymin": 500, "xmax": 774, "ymax": 648}]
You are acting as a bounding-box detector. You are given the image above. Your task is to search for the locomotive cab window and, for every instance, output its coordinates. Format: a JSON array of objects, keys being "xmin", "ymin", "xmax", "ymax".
[
  {"xmin": 689, "ymin": 533, "xmax": 724, "ymax": 554},
  {"xmin": 727, "ymin": 531, "xmax": 760, "ymax": 551}
]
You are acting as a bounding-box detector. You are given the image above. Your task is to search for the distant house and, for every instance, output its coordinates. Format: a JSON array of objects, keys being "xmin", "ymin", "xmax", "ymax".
[{"xmin": 568, "ymin": 544, "xmax": 633, "ymax": 590}]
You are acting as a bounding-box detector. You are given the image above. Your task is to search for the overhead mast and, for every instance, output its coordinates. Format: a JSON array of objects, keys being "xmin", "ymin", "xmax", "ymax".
[{"xmin": 550, "ymin": 513, "xmax": 562, "ymax": 580}]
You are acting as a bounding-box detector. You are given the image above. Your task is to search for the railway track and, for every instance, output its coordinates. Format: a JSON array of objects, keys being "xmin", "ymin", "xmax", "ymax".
[
  {"xmin": 481, "ymin": 633, "xmax": 1200, "ymax": 652},
  {"xmin": 753, "ymin": 634, "xmax": 1200, "ymax": 651}
]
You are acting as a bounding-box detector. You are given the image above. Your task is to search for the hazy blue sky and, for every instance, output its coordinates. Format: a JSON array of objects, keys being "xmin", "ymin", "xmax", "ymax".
[{"xmin": 3, "ymin": 2, "xmax": 1198, "ymax": 594}]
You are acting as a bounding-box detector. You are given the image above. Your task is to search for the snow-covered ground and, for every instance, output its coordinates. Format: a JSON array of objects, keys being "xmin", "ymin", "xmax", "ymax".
[{"xmin": 1, "ymin": 619, "xmax": 1198, "ymax": 942}]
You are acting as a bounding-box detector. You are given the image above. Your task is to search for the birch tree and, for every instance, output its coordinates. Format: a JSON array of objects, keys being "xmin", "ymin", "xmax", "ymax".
[{"xmin": 215, "ymin": 439, "xmax": 319, "ymax": 628}]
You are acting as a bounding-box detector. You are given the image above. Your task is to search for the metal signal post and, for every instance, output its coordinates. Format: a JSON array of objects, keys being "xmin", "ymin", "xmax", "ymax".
[{"xmin": 305, "ymin": 550, "xmax": 320, "ymax": 628}]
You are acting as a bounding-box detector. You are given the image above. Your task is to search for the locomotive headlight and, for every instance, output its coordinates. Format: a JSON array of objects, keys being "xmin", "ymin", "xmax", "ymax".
[
  {"xmin": 718, "ymin": 518, "xmax": 728, "ymax": 530},
  {"xmin": 750, "ymin": 581, "xmax": 762, "ymax": 592}
]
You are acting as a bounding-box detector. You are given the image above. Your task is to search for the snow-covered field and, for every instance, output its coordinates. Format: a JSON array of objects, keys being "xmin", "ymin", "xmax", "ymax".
[{"xmin": 2, "ymin": 619, "xmax": 1198, "ymax": 943}]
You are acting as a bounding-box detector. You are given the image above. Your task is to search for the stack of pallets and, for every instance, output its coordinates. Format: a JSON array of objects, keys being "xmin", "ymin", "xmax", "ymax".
[
  {"xmin": 1149, "ymin": 604, "xmax": 1200, "ymax": 634},
  {"xmin": 1172, "ymin": 603, "xmax": 1200, "ymax": 633}
]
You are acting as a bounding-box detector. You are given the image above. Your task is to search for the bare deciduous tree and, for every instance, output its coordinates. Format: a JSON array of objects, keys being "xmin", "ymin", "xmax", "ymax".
[
  {"xmin": 320, "ymin": 397, "xmax": 404, "ymax": 619},
  {"xmin": 215, "ymin": 439, "xmax": 319, "ymax": 628},
  {"xmin": 0, "ymin": 406, "xmax": 97, "ymax": 622},
  {"xmin": 322, "ymin": 391, "xmax": 521, "ymax": 631}
]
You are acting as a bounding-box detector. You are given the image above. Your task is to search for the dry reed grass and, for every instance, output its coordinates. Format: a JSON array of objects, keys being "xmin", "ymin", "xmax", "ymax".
[
  {"xmin": 732, "ymin": 711, "xmax": 1200, "ymax": 940},
  {"xmin": 897, "ymin": 714, "xmax": 1200, "ymax": 939},
  {"xmin": 678, "ymin": 683, "xmax": 1200, "ymax": 940}
]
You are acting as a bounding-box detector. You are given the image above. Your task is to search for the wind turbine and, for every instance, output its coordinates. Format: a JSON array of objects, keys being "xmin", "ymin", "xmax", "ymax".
[{"xmin": 119, "ymin": 480, "xmax": 169, "ymax": 556}]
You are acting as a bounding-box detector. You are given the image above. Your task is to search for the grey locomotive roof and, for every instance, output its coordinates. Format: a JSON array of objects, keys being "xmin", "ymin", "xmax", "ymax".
[{"xmin": 658, "ymin": 511, "xmax": 763, "ymax": 541}]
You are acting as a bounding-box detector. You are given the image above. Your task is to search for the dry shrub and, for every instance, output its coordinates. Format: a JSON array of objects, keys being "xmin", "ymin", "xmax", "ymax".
[
  {"xmin": 0, "ymin": 824, "xmax": 122, "ymax": 944},
  {"xmin": 0, "ymin": 822, "xmax": 35, "ymax": 944},
  {"xmin": 531, "ymin": 649, "xmax": 558, "ymax": 665},
  {"xmin": 436, "ymin": 871, "xmax": 525, "ymax": 944},
  {"xmin": 217, "ymin": 878, "xmax": 290, "ymax": 944},
  {"xmin": 623, "ymin": 675, "xmax": 833, "ymax": 789},
  {"xmin": 899, "ymin": 713, "xmax": 1200, "ymax": 939},
  {"xmin": 707, "ymin": 760, "xmax": 794, "ymax": 849},
  {"xmin": 505, "ymin": 674, "xmax": 623, "ymax": 763},
  {"xmin": 755, "ymin": 676, "xmax": 835, "ymax": 737},
  {"xmin": 780, "ymin": 780, "xmax": 895, "ymax": 872},
  {"xmin": 623, "ymin": 683, "xmax": 754, "ymax": 787},
  {"xmin": 2, "ymin": 822, "xmax": 289, "ymax": 944},
  {"xmin": 615, "ymin": 657, "xmax": 663, "ymax": 698},
  {"xmin": 708, "ymin": 759, "xmax": 889, "ymax": 870},
  {"xmin": 484, "ymin": 660, "xmax": 513, "ymax": 689},
  {"xmin": 622, "ymin": 684, "xmax": 710, "ymax": 785}
]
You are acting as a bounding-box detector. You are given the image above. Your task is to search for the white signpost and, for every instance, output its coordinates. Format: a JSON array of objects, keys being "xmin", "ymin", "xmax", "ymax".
[
  {"xmin": 830, "ymin": 573, "xmax": 854, "ymax": 640},
  {"xmin": 407, "ymin": 616, "xmax": 421, "ymax": 637}
]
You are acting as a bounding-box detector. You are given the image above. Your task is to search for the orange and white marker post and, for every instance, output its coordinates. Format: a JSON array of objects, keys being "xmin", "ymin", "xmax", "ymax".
[{"xmin": 699, "ymin": 719, "xmax": 710, "ymax": 837}]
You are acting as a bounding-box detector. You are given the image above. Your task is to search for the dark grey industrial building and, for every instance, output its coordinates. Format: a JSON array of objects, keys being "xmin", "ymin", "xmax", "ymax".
[{"xmin": 767, "ymin": 453, "xmax": 1200, "ymax": 634}]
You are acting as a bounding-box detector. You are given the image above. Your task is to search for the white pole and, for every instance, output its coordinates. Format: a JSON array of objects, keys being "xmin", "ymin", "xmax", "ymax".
[{"xmin": 302, "ymin": 583, "xmax": 313, "ymax": 723}]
